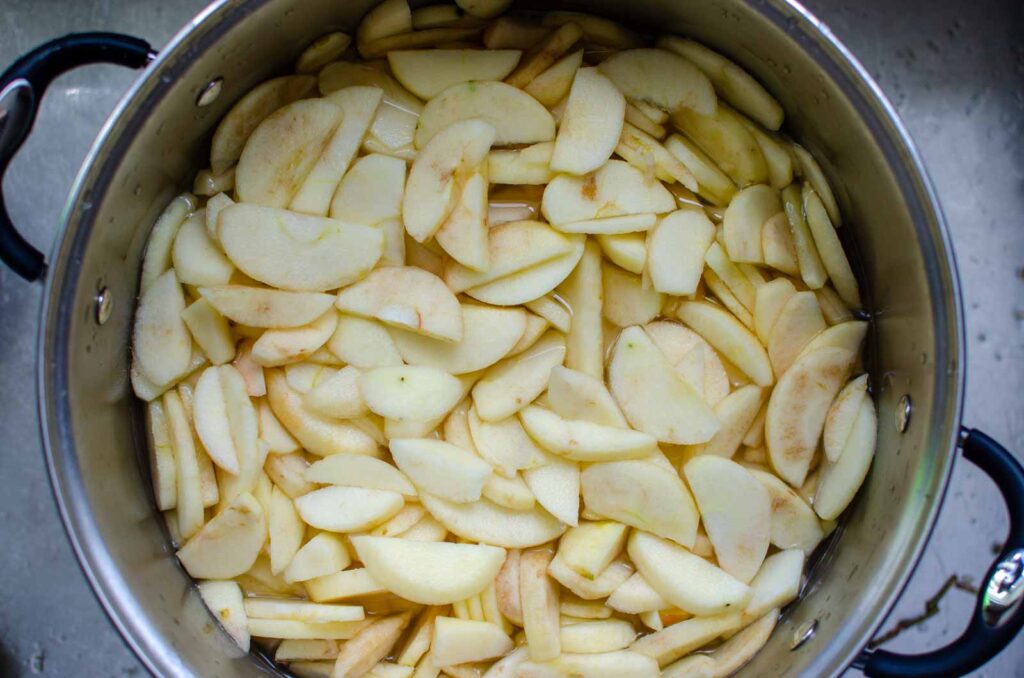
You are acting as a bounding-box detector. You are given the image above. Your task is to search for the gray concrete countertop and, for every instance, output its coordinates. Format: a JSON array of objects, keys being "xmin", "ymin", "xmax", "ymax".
[{"xmin": 0, "ymin": 0, "xmax": 1021, "ymax": 676}]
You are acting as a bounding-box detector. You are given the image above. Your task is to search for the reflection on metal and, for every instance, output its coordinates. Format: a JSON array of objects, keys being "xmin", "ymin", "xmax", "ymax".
[
  {"xmin": 791, "ymin": 619, "xmax": 818, "ymax": 650},
  {"xmin": 983, "ymin": 549, "xmax": 1024, "ymax": 627},
  {"xmin": 94, "ymin": 287, "xmax": 112, "ymax": 325},
  {"xmin": 195, "ymin": 77, "xmax": 222, "ymax": 107},
  {"xmin": 895, "ymin": 394, "xmax": 912, "ymax": 433}
]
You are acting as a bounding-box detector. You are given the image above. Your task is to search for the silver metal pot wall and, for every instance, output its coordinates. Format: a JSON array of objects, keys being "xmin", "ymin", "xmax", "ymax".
[{"xmin": 0, "ymin": 0, "xmax": 1021, "ymax": 676}]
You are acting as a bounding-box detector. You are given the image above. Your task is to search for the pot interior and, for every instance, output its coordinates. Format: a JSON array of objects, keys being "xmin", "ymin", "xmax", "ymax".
[{"xmin": 40, "ymin": 0, "xmax": 963, "ymax": 675}]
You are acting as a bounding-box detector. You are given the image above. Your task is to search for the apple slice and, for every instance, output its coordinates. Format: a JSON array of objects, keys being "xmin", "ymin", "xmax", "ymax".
[
  {"xmin": 468, "ymin": 407, "xmax": 548, "ymax": 476},
  {"xmin": 389, "ymin": 49, "xmax": 521, "ymax": 100},
  {"xmin": 521, "ymin": 453, "xmax": 580, "ymax": 526},
  {"xmin": 690, "ymin": 385, "xmax": 764, "ymax": 459},
  {"xmin": 133, "ymin": 269, "xmax": 191, "ymax": 390},
  {"xmin": 625, "ymin": 103, "xmax": 667, "ymax": 139},
  {"xmin": 541, "ymin": 160, "xmax": 675, "ymax": 225},
  {"xmin": 615, "ymin": 123, "xmax": 698, "ymax": 190},
  {"xmin": 275, "ymin": 639, "xmax": 340, "ymax": 662},
  {"xmin": 181, "ymin": 298, "xmax": 234, "ymax": 366},
  {"xmin": 283, "ymin": 533, "xmax": 351, "ymax": 584},
  {"xmin": 264, "ymin": 452, "xmax": 314, "ymax": 499},
  {"xmin": 704, "ymin": 242, "xmax": 757, "ymax": 312},
  {"xmin": 792, "ymin": 144, "xmax": 841, "ymax": 225},
  {"xmin": 519, "ymin": 651, "xmax": 659, "ymax": 678},
  {"xmin": 164, "ymin": 390, "xmax": 205, "ymax": 538},
  {"xmin": 415, "ymin": 81, "xmax": 555, "ymax": 148},
  {"xmin": 266, "ymin": 369, "xmax": 380, "ymax": 457},
  {"xmin": 267, "ymin": 485, "xmax": 304, "ymax": 575},
  {"xmin": 489, "ymin": 142, "xmax": 555, "ymax": 185},
  {"xmin": 814, "ymin": 397, "xmax": 877, "ymax": 520},
  {"xmin": 560, "ymin": 620, "xmax": 636, "ymax": 653},
  {"xmin": 524, "ymin": 49, "xmax": 583, "ymax": 107},
  {"xmin": 140, "ymin": 193, "xmax": 195, "ymax": 293},
  {"xmin": 329, "ymin": 153, "xmax": 406, "ymax": 228},
  {"xmin": 332, "ymin": 612, "xmax": 415, "ymax": 678},
  {"xmin": 748, "ymin": 468, "xmax": 823, "ymax": 554},
  {"xmin": 419, "ymin": 494, "xmax": 565, "ymax": 548},
  {"xmin": 390, "ymin": 438, "xmax": 492, "ymax": 503},
  {"xmin": 803, "ymin": 183, "xmax": 860, "ymax": 308},
  {"xmin": 607, "ymin": 573, "xmax": 669, "ymax": 614},
  {"xmin": 392, "ymin": 304, "xmax": 526, "ymax": 375},
  {"xmin": 557, "ymin": 521, "xmax": 628, "ymax": 580},
  {"xmin": 198, "ymin": 580, "xmax": 250, "ymax": 652},
  {"xmin": 547, "ymin": 365, "xmax": 627, "ymax": 427},
  {"xmin": 303, "ymin": 365, "xmax": 367, "ymax": 419},
  {"xmin": 824, "ymin": 374, "xmax": 869, "ymax": 462},
  {"xmin": 472, "ymin": 332, "xmax": 566, "ymax": 421},
  {"xmin": 782, "ymin": 183, "xmax": 827, "ymax": 289},
  {"xmin": 721, "ymin": 184, "xmax": 779, "ymax": 264},
  {"xmin": 504, "ymin": 22, "xmax": 584, "ymax": 88},
  {"xmin": 561, "ymin": 239, "xmax": 604, "ymax": 378},
  {"xmin": 371, "ymin": 505, "xmax": 428, "ymax": 538},
  {"xmin": 456, "ymin": 0, "xmax": 512, "ymax": 18},
  {"xmin": 336, "ymin": 266, "xmax": 462, "ymax": 341},
  {"xmin": 252, "ymin": 311, "xmax": 338, "ymax": 367},
  {"xmin": 243, "ymin": 598, "xmax": 364, "ymax": 624},
  {"xmin": 357, "ymin": 0, "xmax": 411, "ymax": 44},
  {"xmin": 145, "ymin": 401, "xmax": 177, "ymax": 511},
  {"xmin": 550, "ymin": 67, "xmax": 625, "ymax": 175},
  {"xmin": 446, "ymin": 220, "xmax": 574, "ymax": 292},
  {"xmin": 676, "ymin": 300, "xmax": 773, "ymax": 387},
  {"xmin": 305, "ymin": 454, "xmax": 416, "ymax": 497},
  {"xmin": 673, "ymin": 102, "xmax": 769, "ymax": 188},
  {"xmin": 683, "ymin": 456, "xmax": 770, "ymax": 583},
  {"xmin": 602, "ymin": 264, "xmax": 664, "ymax": 327},
  {"xmin": 200, "ymin": 286, "xmax": 334, "ymax": 328},
  {"xmin": 193, "ymin": 366, "xmax": 243, "ymax": 474},
  {"xmin": 608, "ymin": 326, "xmax": 719, "ymax": 444},
  {"xmin": 754, "ymin": 277, "xmax": 797, "ymax": 345},
  {"xmin": 741, "ymin": 118, "xmax": 793, "ymax": 189},
  {"xmin": 483, "ymin": 16, "xmax": 548, "ymax": 49},
  {"xmin": 328, "ymin": 315, "xmax": 404, "ymax": 368},
  {"xmin": 520, "ymin": 405, "xmax": 657, "ymax": 461},
  {"xmin": 351, "ymin": 537, "xmax": 504, "ymax": 606},
  {"xmin": 435, "ymin": 169, "xmax": 489, "ymax": 270},
  {"xmin": 767, "ymin": 290, "xmax": 826, "ymax": 376},
  {"xmin": 172, "ymin": 212, "xmax": 234, "ymax": 286},
  {"xmin": 359, "ymin": 366, "xmax": 462, "ymax": 421},
  {"xmin": 235, "ymin": 98, "xmax": 343, "ymax": 208},
  {"xmin": 582, "ymin": 460, "xmax": 698, "ymax": 547},
  {"xmin": 663, "ymin": 134, "xmax": 737, "ymax": 207},
  {"xmin": 430, "ymin": 617, "xmax": 514, "ymax": 666},
  {"xmin": 485, "ymin": 472, "xmax": 537, "ymax": 511},
  {"xmin": 766, "ymin": 346, "xmax": 856, "ymax": 487},
  {"xmin": 294, "ymin": 486, "xmax": 404, "ymax": 532},
  {"xmin": 464, "ymin": 234, "xmax": 585, "ymax": 306},
  {"xmin": 628, "ymin": 531, "xmax": 750, "ymax": 616},
  {"xmin": 520, "ymin": 548, "xmax": 561, "ymax": 661},
  {"xmin": 541, "ymin": 12, "xmax": 642, "ymax": 49},
  {"xmin": 210, "ymin": 75, "xmax": 317, "ymax": 174},
  {"xmin": 176, "ymin": 492, "xmax": 266, "ymax": 579},
  {"xmin": 815, "ymin": 286, "xmax": 854, "ymax": 325},
  {"xmin": 796, "ymin": 320, "xmax": 868, "ymax": 363},
  {"xmin": 657, "ymin": 36, "xmax": 783, "ymax": 131},
  {"xmin": 598, "ymin": 49, "xmax": 716, "ymax": 116},
  {"xmin": 305, "ymin": 567, "xmax": 388, "ymax": 603},
  {"xmin": 631, "ymin": 612, "xmax": 741, "ymax": 667},
  {"xmin": 744, "ymin": 549, "xmax": 803, "ymax": 618},
  {"xmin": 761, "ymin": 212, "xmax": 800, "ymax": 276},
  {"xmin": 557, "ymin": 213, "xmax": 658, "ymax": 236},
  {"xmin": 547, "ymin": 555, "xmax": 634, "ymax": 601}
]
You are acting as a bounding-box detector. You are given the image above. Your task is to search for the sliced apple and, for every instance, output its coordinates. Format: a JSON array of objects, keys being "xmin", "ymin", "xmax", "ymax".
[
  {"xmin": 416, "ymin": 81, "xmax": 555, "ymax": 148},
  {"xmin": 305, "ymin": 454, "xmax": 416, "ymax": 497},
  {"xmin": 597, "ymin": 49, "xmax": 716, "ymax": 116},
  {"xmin": 446, "ymin": 219, "xmax": 574, "ymax": 292},
  {"xmin": 753, "ymin": 277, "xmax": 797, "ymax": 345},
  {"xmin": 329, "ymin": 153, "xmax": 406, "ymax": 229},
  {"xmin": 419, "ymin": 494, "xmax": 566, "ymax": 548},
  {"xmin": 747, "ymin": 468, "xmax": 823, "ymax": 554},
  {"xmin": 520, "ymin": 405, "xmax": 657, "ymax": 461},
  {"xmin": 435, "ymin": 168, "xmax": 489, "ymax": 270},
  {"xmin": 519, "ymin": 548, "xmax": 561, "ymax": 661},
  {"xmin": 615, "ymin": 123, "xmax": 698, "ymax": 190},
  {"xmin": 210, "ymin": 75, "xmax": 317, "ymax": 174},
  {"xmin": 390, "ymin": 438, "xmax": 492, "ymax": 503},
  {"xmin": 472, "ymin": 331, "xmax": 565, "ymax": 421},
  {"xmin": 546, "ymin": 365, "xmax": 627, "ymax": 427},
  {"xmin": 359, "ymin": 366, "xmax": 463, "ymax": 421},
  {"xmin": 683, "ymin": 456, "xmax": 770, "ymax": 583},
  {"xmin": 608, "ymin": 326, "xmax": 718, "ymax": 444},
  {"xmin": 767, "ymin": 290, "xmax": 826, "ymax": 376},
  {"xmin": 251, "ymin": 311, "xmax": 338, "ymax": 367},
  {"xmin": 657, "ymin": 36, "xmax": 783, "ymax": 130},
  {"xmin": 172, "ymin": 211, "xmax": 234, "ymax": 286},
  {"xmin": 193, "ymin": 366, "xmax": 243, "ymax": 474},
  {"xmin": 815, "ymin": 286, "xmax": 854, "ymax": 326},
  {"xmin": 663, "ymin": 134, "xmax": 736, "ymax": 206},
  {"xmin": 200, "ymin": 286, "xmax": 335, "ymax": 329},
  {"xmin": 672, "ymin": 102, "xmax": 769, "ymax": 187},
  {"xmin": 524, "ymin": 49, "xmax": 583, "ymax": 107},
  {"xmin": 607, "ymin": 573, "xmax": 669, "ymax": 614},
  {"xmin": 627, "ymin": 531, "xmax": 750, "ymax": 616},
  {"xmin": 814, "ymin": 397, "xmax": 877, "ymax": 520},
  {"xmin": 520, "ymin": 651, "xmax": 659, "ymax": 678},
  {"xmin": 302, "ymin": 365, "xmax": 367, "ymax": 419},
  {"xmin": 602, "ymin": 264, "xmax": 664, "ymax": 327},
  {"xmin": 824, "ymin": 374, "xmax": 869, "ymax": 462},
  {"xmin": 456, "ymin": 0, "xmax": 512, "ymax": 18},
  {"xmin": 797, "ymin": 319, "xmax": 868, "ymax": 363},
  {"xmin": 357, "ymin": 0, "xmax": 412, "ymax": 44},
  {"xmin": 336, "ymin": 266, "xmax": 462, "ymax": 341},
  {"xmin": 741, "ymin": 119, "xmax": 793, "ymax": 189},
  {"xmin": 782, "ymin": 183, "xmax": 827, "ymax": 289},
  {"xmin": 803, "ymin": 183, "xmax": 861, "ymax": 308},
  {"xmin": 464, "ymin": 233, "xmax": 585, "ymax": 306},
  {"xmin": 429, "ymin": 616, "xmax": 514, "ymax": 667},
  {"xmin": 306, "ymin": 567, "xmax": 389, "ymax": 604},
  {"xmin": 243, "ymin": 598, "xmax": 364, "ymax": 625},
  {"xmin": 294, "ymin": 485, "xmax": 404, "ymax": 532},
  {"xmin": 521, "ymin": 452, "xmax": 580, "ymax": 526},
  {"xmin": 547, "ymin": 555, "xmax": 634, "ymax": 601},
  {"xmin": 267, "ymin": 485, "xmax": 305, "ymax": 575},
  {"xmin": 593, "ymin": 233, "xmax": 643, "ymax": 274},
  {"xmin": 468, "ymin": 407, "xmax": 548, "ymax": 476},
  {"xmin": 181, "ymin": 298, "xmax": 234, "ymax": 366},
  {"xmin": 332, "ymin": 612, "xmax": 415, "ymax": 678},
  {"xmin": 542, "ymin": 12, "xmax": 642, "ymax": 49},
  {"xmin": 792, "ymin": 143, "xmax": 841, "ymax": 225},
  {"xmin": 631, "ymin": 612, "xmax": 741, "ymax": 667},
  {"xmin": 133, "ymin": 269, "xmax": 191, "ymax": 387},
  {"xmin": 704, "ymin": 242, "xmax": 756, "ymax": 312},
  {"xmin": 140, "ymin": 193, "xmax": 195, "ymax": 293},
  {"xmin": 164, "ymin": 390, "xmax": 205, "ymax": 538},
  {"xmin": 328, "ymin": 314, "xmax": 404, "ymax": 368},
  {"xmin": 549, "ymin": 67, "xmax": 625, "ymax": 175},
  {"xmin": 556, "ymin": 521, "xmax": 628, "ymax": 580},
  {"xmin": 744, "ymin": 549, "xmax": 803, "ymax": 618},
  {"xmin": 198, "ymin": 580, "xmax": 250, "ymax": 652},
  {"xmin": 392, "ymin": 304, "xmax": 526, "ymax": 375},
  {"xmin": 504, "ymin": 22, "xmax": 584, "ymax": 88},
  {"xmin": 541, "ymin": 160, "xmax": 675, "ymax": 225},
  {"xmin": 765, "ymin": 346, "xmax": 856, "ymax": 487},
  {"xmin": 283, "ymin": 533, "xmax": 351, "ymax": 584},
  {"xmin": 266, "ymin": 369, "xmax": 381, "ymax": 457},
  {"xmin": 559, "ymin": 619, "xmax": 636, "ymax": 653},
  {"xmin": 581, "ymin": 460, "xmax": 698, "ymax": 548},
  {"xmin": 488, "ymin": 142, "xmax": 555, "ymax": 185},
  {"xmin": 690, "ymin": 385, "xmax": 764, "ymax": 459},
  {"xmin": 676, "ymin": 300, "xmax": 773, "ymax": 387},
  {"xmin": 484, "ymin": 472, "xmax": 537, "ymax": 511},
  {"xmin": 561, "ymin": 239, "xmax": 604, "ymax": 379},
  {"xmin": 720, "ymin": 184, "xmax": 778, "ymax": 264},
  {"xmin": 389, "ymin": 49, "xmax": 521, "ymax": 100},
  {"xmin": 625, "ymin": 103, "xmax": 667, "ymax": 139},
  {"xmin": 646, "ymin": 209, "xmax": 715, "ymax": 295},
  {"xmin": 177, "ymin": 492, "xmax": 265, "ymax": 579},
  {"xmin": 761, "ymin": 212, "xmax": 799, "ymax": 276}
]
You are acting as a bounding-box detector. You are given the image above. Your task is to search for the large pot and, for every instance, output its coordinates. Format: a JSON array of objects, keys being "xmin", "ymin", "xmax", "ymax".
[{"xmin": 0, "ymin": 0, "xmax": 1021, "ymax": 676}]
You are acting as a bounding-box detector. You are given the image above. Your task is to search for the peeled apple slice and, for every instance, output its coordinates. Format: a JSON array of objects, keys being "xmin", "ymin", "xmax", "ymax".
[
  {"xmin": 336, "ymin": 266, "xmax": 463, "ymax": 342},
  {"xmin": 176, "ymin": 492, "xmax": 266, "ymax": 579},
  {"xmin": 351, "ymin": 536, "xmax": 505, "ymax": 605},
  {"xmin": 294, "ymin": 485, "xmax": 404, "ymax": 532},
  {"xmin": 748, "ymin": 468, "xmax": 824, "ymax": 554},
  {"xmin": 198, "ymin": 581, "xmax": 250, "ymax": 652},
  {"xmin": 199, "ymin": 286, "xmax": 335, "ymax": 329},
  {"xmin": 767, "ymin": 290, "xmax": 827, "ymax": 376},
  {"xmin": 597, "ymin": 48, "xmax": 716, "ymax": 116},
  {"xmin": 814, "ymin": 397, "xmax": 877, "ymax": 520},
  {"xmin": 419, "ymin": 494, "xmax": 566, "ymax": 549},
  {"xmin": 305, "ymin": 454, "xmax": 416, "ymax": 498},
  {"xmin": 824, "ymin": 374, "xmax": 870, "ymax": 462},
  {"xmin": 445, "ymin": 219, "xmax": 574, "ymax": 293},
  {"xmin": 671, "ymin": 104, "xmax": 768, "ymax": 187},
  {"xmin": 390, "ymin": 438, "xmax": 492, "ymax": 503},
  {"xmin": 647, "ymin": 208, "xmax": 716, "ymax": 296},
  {"xmin": 541, "ymin": 160, "xmax": 676, "ymax": 225},
  {"xmin": 722, "ymin": 184, "xmax": 780, "ymax": 264},
  {"xmin": 415, "ymin": 81, "xmax": 556, "ymax": 148},
  {"xmin": 550, "ymin": 67, "xmax": 625, "ymax": 175},
  {"xmin": 133, "ymin": 269, "xmax": 191, "ymax": 387},
  {"xmin": 519, "ymin": 406, "xmax": 657, "ymax": 461},
  {"xmin": 464, "ymin": 234, "xmax": 585, "ymax": 306},
  {"xmin": 359, "ymin": 366, "xmax": 463, "ymax": 421},
  {"xmin": 472, "ymin": 332, "xmax": 566, "ymax": 421},
  {"xmin": 676, "ymin": 300, "xmax": 773, "ymax": 387},
  {"xmin": 765, "ymin": 346, "xmax": 856, "ymax": 487},
  {"xmin": 391, "ymin": 304, "xmax": 527, "ymax": 374},
  {"xmin": 388, "ymin": 49, "xmax": 521, "ymax": 99},
  {"xmin": 546, "ymin": 365, "xmax": 628, "ymax": 428}
]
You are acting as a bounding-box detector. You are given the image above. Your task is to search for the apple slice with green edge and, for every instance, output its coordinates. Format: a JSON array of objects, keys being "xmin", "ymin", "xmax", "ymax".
[
  {"xmin": 597, "ymin": 48, "xmax": 716, "ymax": 116},
  {"xmin": 294, "ymin": 486, "xmax": 404, "ymax": 532},
  {"xmin": 336, "ymin": 266, "xmax": 462, "ymax": 342},
  {"xmin": 390, "ymin": 438, "xmax": 492, "ymax": 503},
  {"xmin": 177, "ymin": 492, "xmax": 266, "ymax": 579}
]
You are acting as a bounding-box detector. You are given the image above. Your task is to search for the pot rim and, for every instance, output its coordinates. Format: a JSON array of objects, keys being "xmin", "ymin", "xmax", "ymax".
[{"xmin": 35, "ymin": 0, "xmax": 966, "ymax": 676}]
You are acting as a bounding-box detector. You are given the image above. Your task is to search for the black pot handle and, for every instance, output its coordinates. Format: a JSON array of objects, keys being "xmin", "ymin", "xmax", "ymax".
[
  {"xmin": 0, "ymin": 32, "xmax": 155, "ymax": 282},
  {"xmin": 854, "ymin": 428, "xmax": 1024, "ymax": 677}
]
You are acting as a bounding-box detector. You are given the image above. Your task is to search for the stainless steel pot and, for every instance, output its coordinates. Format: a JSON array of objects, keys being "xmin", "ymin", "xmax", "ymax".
[{"xmin": 1, "ymin": 0, "xmax": 1022, "ymax": 676}]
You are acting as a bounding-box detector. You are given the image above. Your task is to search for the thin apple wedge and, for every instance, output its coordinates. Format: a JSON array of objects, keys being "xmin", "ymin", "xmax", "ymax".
[
  {"xmin": 252, "ymin": 311, "xmax": 339, "ymax": 367},
  {"xmin": 306, "ymin": 454, "xmax": 416, "ymax": 498},
  {"xmin": 546, "ymin": 365, "xmax": 627, "ymax": 427},
  {"xmin": 524, "ymin": 49, "xmax": 583, "ymax": 108},
  {"xmin": 403, "ymin": 118, "xmax": 495, "ymax": 243},
  {"xmin": 676, "ymin": 300, "xmax": 773, "ymax": 387},
  {"xmin": 615, "ymin": 123, "xmax": 698, "ymax": 191},
  {"xmin": 519, "ymin": 651, "xmax": 659, "ymax": 678},
  {"xmin": 468, "ymin": 407, "xmax": 548, "ymax": 476},
  {"xmin": 557, "ymin": 213, "xmax": 658, "ymax": 235},
  {"xmin": 336, "ymin": 266, "xmax": 462, "ymax": 342},
  {"xmin": 607, "ymin": 573, "xmax": 669, "ymax": 614},
  {"xmin": 182, "ymin": 298, "xmax": 234, "ymax": 366},
  {"xmin": 332, "ymin": 612, "xmax": 415, "ymax": 678},
  {"xmin": 581, "ymin": 460, "xmax": 698, "ymax": 548},
  {"xmin": 690, "ymin": 384, "xmax": 764, "ymax": 458},
  {"xmin": 748, "ymin": 468, "xmax": 824, "ymax": 554},
  {"xmin": 360, "ymin": 366, "xmax": 462, "ymax": 421},
  {"xmin": 284, "ymin": 533, "xmax": 352, "ymax": 584},
  {"xmin": 663, "ymin": 134, "xmax": 737, "ymax": 206},
  {"xmin": 557, "ymin": 521, "xmax": 628, "ymax": 580},
  {"xmin": 390, "ymin": 438, "xmax": 492, "ymax": 503},
  {"xmin": 464, "ymin": 234, "xmax": 585, "ymax": 306},
  {"xmin": 305, "ymin": 567, "xmax": 388, "ymax": 603},
  {"xmin": 561, "ymin": 619, "xmax": 636, "ymax": 653},
  {"xmin": 541, "ymin": 160, "xmax": 675, "ymax": 225},
  {"xmin": 357, "ymin": 0, "xmax": 412, "ymax": 45},
  {"xmin": 521, "ymin": 452, "xmax": 580, "ymax": 526},
  {"xmin": 803, "ymin": 183, "xmax": 861, "ymax": 308},
  {"xmin": 709, "ymin": 610, "xmax": 777, "ymax": 676},
  {"xmin": 140, "ymin": 193, "xmax": 195, "ymax": 292},
  {"xmin": 294, "ymin": 485, "xmax": 404, "ymax": 532},
  {"xmin": 824, "ymin": 374, "xmax": 869, "ymax": 462},
  {"xmin": 796, "ymin": 319, "xmax": 868, "ymax": 363},
  {"xmin": 393, "ymin": 304, "xmax": 527, "ymax": 374},
  {"xmin": 683, "ymin": 456, "xmax": 771, "ymax": 583},
  {"xmin": 550, "ymin": 67, "xmax": 625, "ymax": 175},
  {"xmin": 548, "ymin": 554, "xmax": 634, "ymax": 601},
  {"xmin": 329, "ymin": 153, "xmax": 406, "ymax": 232},
  {"xmin": 647, "ymin": 208, "xmax": 716, "ymax": 296},
  {"xmin": 199, "ymin": 580, "xmax": 250, "ymax": 651},
  {"xmin": 520, "ymin": 548, "xmax": 561, "ymax": 661},
  {"xmin": 644, "ymin": 320, "xmax": 731, "ymax": 407},
  {"xmin": 472, "ymin": 332, "xmax": 566, "ymax": 421},
  {"xmin": 435, "ymin": 169, "xmax": 489, "ymax": 270},
  {"xmin": 792, "ymin": 143, "xmax": 842, "ymax": 226},
  {"xmin": 753, "ymin": 277, "xmax": 797, "ymax": 345},
  {"xmin": 352, "ymin": 537, "xmax": 505, "ymax": 605},
  {"xmin": 419, "ymin": 494, "xmax": 566, "ymax": 548},
  {"xmin": 520, "ymin": 406, "xmax": 657, "ymax": 461},
  {"xmin": 200, "ymin": 286, "xmax": 335, "ymax": 328},
  {"xmin": 782, "ymin": 183, "xmax": 827, "ymax": 289},
  {"xmin": 762, "ymin": 212, "xmax": 800, "ymax": 276},
  {"xmin": 598, "ymin": 49, "xmax": 716, "ymax": 116},
  {"xmin": 561, "ymin": 238, "xmax": 604, "ymax": 379},
  {"xmin": 445, "ymin": 219, "xmax": 574, "ymax": 293},
  {"xmin": 243, "ymin": 598, "xmax": 365, "ymax": 624},
  {"xmin": 489, "ymin": 142, "xmax": 555, "ymax": 185},
  {"xmin": 631, "ymin": 612, "xmax": 741, "ymax": 667},
  {"xmin": 722, "ymin": 184, "xmax": 780, "ymax": 264},
  {"xmin": 303, "ymin": 365, "xmax": 367, "ymax": 419},
  {"xmin": 672, "ymin": 104, "xmax": 768, "ymax": 187},
  {"xmin": 210, "ymin": 75, "xmax": 317, "ymax": 174},
  {"xmin": 133, "ymin": 270, "xmax": 191, "ymax": 388},
  {"xmin": 328, "ymin": 315, "xmax": 404, "ymax": 369},
  {"xmin": 608, "ymin": 326, "xmax": 719, "ymax": 445},
  {"xmin": 627, "ymin": 531, "xmax": 750, "ymax": 616},
  {"xmin": 744, "ymin": 549, "xmax": 803, "ymax": 618},
  {"xmin": 416, "ymin": 81, "xmax": 555, "ymax": 148},
  {"xmin": 602, "ymin": 264, "xmax": 664, "ymax": 327},
  {"xmin": 431, "ymin": 617, "xmax": 514, "ymax": 666},
  {"xmin": 765, "ymin": 346, "xmax": 856, "ymax": 487},
  {"xmin": 814, "ymin": 396, "xmax": 876, "ymax": 520},
  {"xmin": 389, "ymin": 49, "xmax": 521, "ymax": 99},
  {"xmin": 767, "ymin": 290, "xmax": 826, "ymax": 376},
  {"xmin": 504, "ymin": 22, "xmax": 584, "ymax": 88},
  {"xmin": 542, "ymin": 12, "xmax": 643, "ymax": 49},
  {"xmin": 177, "ymin": 492, "xmax": 266, "ymax": 579},
  {"xmin": 171, "ymin": 212, "xmax": 234, "ymax": 286}
]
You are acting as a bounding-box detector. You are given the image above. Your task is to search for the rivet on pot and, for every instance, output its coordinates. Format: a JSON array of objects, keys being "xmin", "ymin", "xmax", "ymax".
[
  {"xmin": 95, "ymin": 287, "xmax": 112, "ymax": 325},
  {"xmin": 791, "ymin": 619, "xmax": 818, "ymax": 650},
  {"xmin": 196, "ymin": 77, "xmax": 223, "ymax": 107},
  {"xmin": 896, "ymin": 394, "xmax": 912, "ymax": 433}
]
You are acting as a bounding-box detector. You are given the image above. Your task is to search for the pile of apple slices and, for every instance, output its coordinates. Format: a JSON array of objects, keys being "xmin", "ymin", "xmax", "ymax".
[{"xmin": 131, "ymin": 1, "xmax": 877, "ymax": 676}]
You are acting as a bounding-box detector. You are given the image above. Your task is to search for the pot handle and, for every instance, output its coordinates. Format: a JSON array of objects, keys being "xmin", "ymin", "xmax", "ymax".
[
  {"xmin": 854, "ymin": 427, "xmax": 1024, "ymax": 677},
  {"xmin": 0, "ymin": 33, "xmax": 155, "ymax": 281}
]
